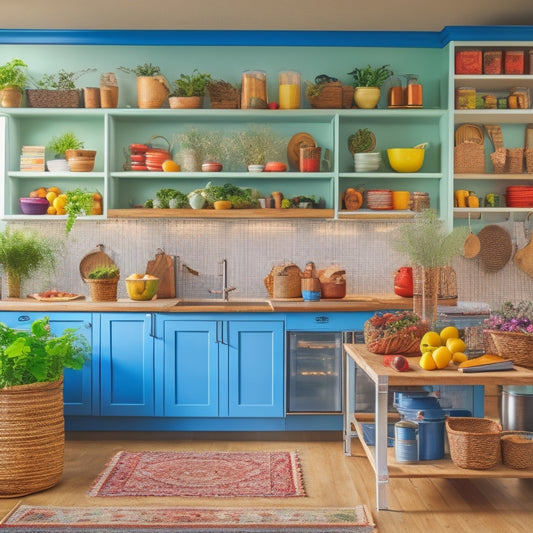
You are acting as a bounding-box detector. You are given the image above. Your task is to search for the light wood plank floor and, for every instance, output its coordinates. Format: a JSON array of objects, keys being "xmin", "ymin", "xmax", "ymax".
[{"xmin": 1, "ymin": 428, "xmax": 532, "ymax": 532}]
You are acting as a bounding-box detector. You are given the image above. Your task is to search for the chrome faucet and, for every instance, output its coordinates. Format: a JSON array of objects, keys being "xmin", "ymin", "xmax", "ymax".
[{"xmin": 209, "ymin": 259, "xmax": 236, "ymax": 301}]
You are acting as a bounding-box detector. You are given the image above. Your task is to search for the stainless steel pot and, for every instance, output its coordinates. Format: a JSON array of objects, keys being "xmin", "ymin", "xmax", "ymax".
[{"xmin": 500, "ymin": 386, "xmax": 533, "ymax": 431}]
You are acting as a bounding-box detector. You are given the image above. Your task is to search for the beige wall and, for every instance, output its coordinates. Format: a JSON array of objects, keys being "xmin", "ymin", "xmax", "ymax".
[{"xmin": 2, "ymin": 1, "xmax": 533, "ymax": 31}]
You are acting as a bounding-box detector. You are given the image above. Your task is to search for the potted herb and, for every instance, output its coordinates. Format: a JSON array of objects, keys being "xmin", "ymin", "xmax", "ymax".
[
  {"xmin": 0, "ymin": 58, "xmax": 28, "ymax": 108},
  {"xmin": 0, "ymin": 316, "xmax": 90, "ymax": 497},
  {"xmin": 169, "ymin": 70, "xmax": 212, "ymax": 109},
  {"xmin": 390, "ymin": 209, "xmax": 468, "ymax": 329},
  {"xmin": 348, "ymin": 64, "xmax": 393, "ymax": 109},
  {"xmin": 0, "ymin": 227, "xmax": 60, "ymax": 298},
  {"xmin": 46, "ymin": 131, "xmax": 84, "ymax": 172},
  {"xmin": 304, "ymin": 74, "xmax": 343, "ymax": 109},
  {"xmin": 84, "ymin": 264, "xmax": 120, "ymax": 302},
  {"xmin": 119, "ymin": 63, "xmax": 169, "ymax": 109}
]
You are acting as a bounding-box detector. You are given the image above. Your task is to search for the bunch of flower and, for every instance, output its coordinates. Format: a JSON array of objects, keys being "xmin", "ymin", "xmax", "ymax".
[{"xmin": 484, "ymin": 301, "xmax": 533, "ymax": 335}]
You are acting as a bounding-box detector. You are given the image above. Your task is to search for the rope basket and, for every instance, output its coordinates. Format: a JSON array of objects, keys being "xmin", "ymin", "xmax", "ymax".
[
  {"xmin": 26, "ymin": 89, "xmax": 81, "ymax": 108},
  {"xmin": 526, "ymin": 148, "xmax": 533, "ymax": 174},
  {"xmin": 0, "ymin": 379, "xmax": 64, "ymax": 498},
  {"xmin": 501, "ymin": 431, "xmax": 533, "ymax": 469},
  {"xmin": 454, "ymin": 143, "xmax": 485, "ymax": 173},
  {"xmin": 85, "ymin": 278, "xmax": 119, "ymax": 301},
  {"xmin": 264, "ymin": 264, "xmax": 303, "ymax": 298},
  {"xmin": 364, "ymin": 321, "xmax": 429, "ymax": 356},
  {"xmin": 489, "ymin": 330, "xmax": 533, "ymax": 368},
  {"xmin": 445, "ymin": 417, "xmax": 502, "ymax": 470},
  {"xmin": 306, "ymin": 81, "xmax": 343, "ymax": 109}
]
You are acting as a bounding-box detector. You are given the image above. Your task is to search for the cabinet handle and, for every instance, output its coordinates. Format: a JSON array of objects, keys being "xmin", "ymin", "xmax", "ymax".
[
  {"xmin": 17, "ymin": 315, "xmax": 30, "ymax": 322},
  {"xmin": 150, "ymin": 314, "xmax": 156, "ymax": 338}
]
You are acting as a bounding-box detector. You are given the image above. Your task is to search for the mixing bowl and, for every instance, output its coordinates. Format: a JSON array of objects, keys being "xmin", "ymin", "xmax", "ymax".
[
  {"xmin": 387, "ymin": 148, "xmax": 425, "ymax": 173},
  {"xmin": 125, "ymin": 275, "xmax": 160, "ymax": 300}
]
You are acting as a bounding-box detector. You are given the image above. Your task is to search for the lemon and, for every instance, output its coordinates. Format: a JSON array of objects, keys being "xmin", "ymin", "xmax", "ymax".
[
  {"xmin": 46, "ymin": 191, "xmax": 57, "ymax": 205},
  {"xmin": 432, "ymin": 346, "xmax": 452, "ymax": 369},
  {"xmin": 440, "ymin": 326, "xmax": 459, "ymax": 343},
  {"xmin": 420, "ymin": 331, "xmax": 442, "ymax": 353},
  {"xmin": 46, "ymin": 205, "xmax": 57, "ymax": 215},
  {"xmin": 446, "ymin": 337, "xmax": 466, "ymax": 354},
  {"xmin": 419, "ymin": 351, "xmax": 437, "ymax": 370},
  {"xmin": 452, "ymin": 352, "xmax": 468, "ymax": 365},
  {"xmin": 162, "ymin": 159, "xmax": 180, "ymax": 172},
  {"xmin": 53, "ymin": 194, "xmax": 67, "ymax": 211}
]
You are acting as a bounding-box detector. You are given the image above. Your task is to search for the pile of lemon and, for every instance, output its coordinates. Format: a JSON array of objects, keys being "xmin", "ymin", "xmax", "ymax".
[{"xmin": 419, "ymin": 326, "xmax": 467, "ymax": 371}]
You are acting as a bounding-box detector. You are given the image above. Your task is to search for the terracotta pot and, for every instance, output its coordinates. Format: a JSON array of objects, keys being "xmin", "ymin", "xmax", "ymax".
[
  {"xmin": 169, "ymin": 96, "xmax": 202, "ymax": 109},
  {"xmin": 137, "ymin": 75, "xmax": 169, "ymax": 109},
  {"xmin": 65, "ymin": 150, "xmax": 97, "ymax": 172},
  {"xmin": 0, "ymin": 87, "xmax": 23, "ymax": 108},
  {"xmin": 354, "ymin": 87, "xmax": 381, "ymax": 109},
  {"xmin": 214, "ymin": 200, "xmax": 232, "ymax": 210}
]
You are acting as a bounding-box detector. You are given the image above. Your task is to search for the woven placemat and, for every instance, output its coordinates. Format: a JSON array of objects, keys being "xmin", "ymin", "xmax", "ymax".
[{"xmin": 477, "ymin": 224, "xmax": 513, "ymax": 272}]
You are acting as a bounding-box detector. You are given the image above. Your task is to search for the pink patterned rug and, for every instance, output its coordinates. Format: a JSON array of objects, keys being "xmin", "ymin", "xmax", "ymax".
[
  {"xmin": 0, "ymin": 504, "xmax": 375, "ymax": 532},
  {"xmin": 88, "ymin": 450, "xmax": 306, "ymax": 498}
]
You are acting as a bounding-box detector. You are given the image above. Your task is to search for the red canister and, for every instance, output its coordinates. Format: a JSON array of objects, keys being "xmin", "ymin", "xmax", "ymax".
[{"xmin": 394, "ymin": 267, "xmax": 414, "ymax": 297}]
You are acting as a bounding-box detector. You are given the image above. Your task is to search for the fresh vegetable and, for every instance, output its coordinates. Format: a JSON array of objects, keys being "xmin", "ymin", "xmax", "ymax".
[
  {"xmin": 391, "ymin": 355, "xmax": 410, "ymax": 372},
  {"xmin": 203, "ymin": 183, "xmax": 258, "ymax": 208}
]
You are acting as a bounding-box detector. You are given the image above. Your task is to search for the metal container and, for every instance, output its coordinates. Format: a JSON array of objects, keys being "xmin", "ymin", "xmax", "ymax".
[{"xmin": 501, "ymin": 386, "xmax": 533, "ymax": 431}]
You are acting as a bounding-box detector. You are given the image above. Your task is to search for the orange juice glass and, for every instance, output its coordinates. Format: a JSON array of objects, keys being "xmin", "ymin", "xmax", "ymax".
[{"xmin": 279, "ymin": 71, "xmax": 300, "ymax": 109}]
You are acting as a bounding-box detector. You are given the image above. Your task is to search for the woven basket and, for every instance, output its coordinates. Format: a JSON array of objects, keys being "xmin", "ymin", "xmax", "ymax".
[
  {"xmin": 0, "ymin": 379, "xmax": 64, "ymax": 498},
  {"xmin": 489, "ymin": 330, "xmax": 533, "ymax": 368},
  {"xmin": 454, "ymin": 143, "xmax": 485, "ymax": 173},
  {"xmin": 364, "ymin": 321, "xmax": 429, "ymax": 356},
  {"xmin": 526, "ymin": 148, "xmax": 533, "ymax": 173},
  {"xmin": 85, "ymin": 278, "xmax": 119, "ymax": 301},
  {"xmin": 264, "ymin": 264, "xmax": 302, "ymax": 298},
  {"xmin": 306, "ymin": 81, "xmax": 343, "ymax": 109},
  {"xmin": 26, "ymin": 89, "xmax": 81, "ymax": 108},
  {"xmin": 491, "ymin": 147, "xmax": 525, "ymax": 174},
  {"xmin": 501, "ymin": 431, "xmax": 533, "ymax": 469},
  {"xmin": 483, "ymin": 329, "xmax": 499, "ymax": 355},
  {"xmin": 446, "ymin": 417, "xmax": 502, "ymax": 470}
]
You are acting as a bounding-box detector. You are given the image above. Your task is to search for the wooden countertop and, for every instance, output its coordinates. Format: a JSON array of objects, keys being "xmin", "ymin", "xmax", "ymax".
[{"xmin": 0, "ymin": 294, "xmax": 413, "ymax": 313}]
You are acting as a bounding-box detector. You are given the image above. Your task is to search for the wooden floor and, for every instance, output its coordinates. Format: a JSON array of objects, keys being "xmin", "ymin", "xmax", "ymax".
[{"xmin": 1, "ymin": 397, "xmax": 533, "ymax": 532}]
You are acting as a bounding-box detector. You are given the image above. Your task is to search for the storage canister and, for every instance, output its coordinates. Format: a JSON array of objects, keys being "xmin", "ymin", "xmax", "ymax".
[
  {"xmin": 279, "ymin": 70, "xmax": 301, "ymax": 109},
  {"xmin": 241, "ymin": 70, "xmax": 267, "ymax": 109},
  {"xmin": 395, "ymin": 419, "xmax": 418, "ymax": 463},
  {"xmin": 501, "ymin": 386, "xmax": 533, "ymax": 431}
]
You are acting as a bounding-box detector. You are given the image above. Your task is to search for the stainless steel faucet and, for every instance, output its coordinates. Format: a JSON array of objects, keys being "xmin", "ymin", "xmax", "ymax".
[{"xmin": 209, "ymin": 259, "xmax": 236, "ymax": 301}]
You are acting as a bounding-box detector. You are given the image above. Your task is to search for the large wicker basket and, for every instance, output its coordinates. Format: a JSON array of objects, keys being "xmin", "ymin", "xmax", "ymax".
[
  {"xmin": 0, "ymin": 379, "xmax": 64, "ymax": 498},
  {"xmin": 445, "ymin": 417, "xmax": 502, "ymax": 470},
  {"xmin": 364, "ymin": 321, "xmax": 428, "ymax": 356},
  {"xmin": 26, "ymin": 89, "xmax": 81, "ymax": 108},
  {"xmin": 501, "ymin": 431, "xmax": 533, "ymax": 469},
  {"xmin": 85, "ymin": 277, "xmax": 119, "ymax": 301},
  {"xmin": 489, "ymin": 330, "xmax": 533, "ymax": 368}
]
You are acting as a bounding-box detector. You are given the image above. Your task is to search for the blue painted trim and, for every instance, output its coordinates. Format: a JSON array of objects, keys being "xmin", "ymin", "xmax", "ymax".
[
  {"xmin": 442, "ymin": 25, "xmax": 533, "ymax": 44},
  {"xmin": 0, "ymin": 29, "xmax": 441, "ymax": 48}
]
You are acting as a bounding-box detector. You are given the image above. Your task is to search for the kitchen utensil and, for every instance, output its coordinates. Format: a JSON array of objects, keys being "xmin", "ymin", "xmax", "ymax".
[
  {"xmin": 387, "ymin": 147, "xmax": 425, "ymax": 172},
  {"xmin": 145, "ymin": 250, "xmax": 175, "ymax": 298},
  {"xmin": 464, "ymin": 214, "xmax": 481, "ymax": 259},
  {"xmin": 79, "ymin": 244, "xmax": 115, "ymax": 281},
  {"xmin": 287, "ymin": 132, "xmax": 316, "ymax": 171}
]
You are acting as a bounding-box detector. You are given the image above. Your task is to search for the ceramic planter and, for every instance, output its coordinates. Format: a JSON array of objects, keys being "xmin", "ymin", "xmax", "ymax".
[
  {"xmin": 137, "ymin": 75, "xmax": 170, "ymax": 109},
  {"xmin": 0, "ymin": 87, "xmax": 23, "ymax": 108},
  {"xmin": 354, "ymin": 87, "xmax": 381, "ymax": 109},
  {"xmin": 169, "ymin": 96, "xmax": 202, "ymax": 109}
]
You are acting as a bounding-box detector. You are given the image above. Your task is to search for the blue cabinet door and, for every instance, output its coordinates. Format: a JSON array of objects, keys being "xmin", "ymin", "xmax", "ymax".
[
  {"xmin": 227, "ymin": 320, "xmax": 285, "ymax": 418},
  {"xmin": 0, "ymin": 311, "xmax": 93, "ymax": 415},
  {"xmin": 162, "ymin": 319, "xmax": 219, "ymax": 417},
  {"xmin": 99, "ymin": 313, "xmax": 155, "ymax": 416}
]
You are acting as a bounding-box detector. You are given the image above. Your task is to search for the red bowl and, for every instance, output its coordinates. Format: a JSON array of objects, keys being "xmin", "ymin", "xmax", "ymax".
[
  {"xmin": 19, "ymin": 197, "xmax": 49, "ymax": 215},
  {"xmin": 264, "ymin": 161, "xmax": 287, "ymax": 172}
]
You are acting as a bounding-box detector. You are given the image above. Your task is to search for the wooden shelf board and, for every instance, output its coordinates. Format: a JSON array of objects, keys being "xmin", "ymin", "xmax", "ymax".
[{"xmin": 108, "ymin": 208, "xmax": 334, "ymax": 219}]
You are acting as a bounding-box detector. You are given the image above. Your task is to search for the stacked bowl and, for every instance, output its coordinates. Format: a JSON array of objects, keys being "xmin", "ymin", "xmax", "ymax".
[
  {"xmin": 354, "ymin": 152, "xmax": 382, "ymax": 172},
  {"xmin": 367, "ymin": 189, "xmax": 393, "ymax": 210}
]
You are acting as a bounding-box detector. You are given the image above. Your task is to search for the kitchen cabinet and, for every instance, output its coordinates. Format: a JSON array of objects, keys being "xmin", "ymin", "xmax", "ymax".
[
  {"xmin": 98, "ymin": 313, "xmax": 155, "ymax": 416},
  {"xmin": 451, "ymin": 41, "xmax": 533, "ymax": 225},
  {"xmin": 158, "ymin": 315, "xmax": 284, "ymax": 418},
  {"xmin": 0, "ymin": 311, "xmax": 94, "ymax": 415}
]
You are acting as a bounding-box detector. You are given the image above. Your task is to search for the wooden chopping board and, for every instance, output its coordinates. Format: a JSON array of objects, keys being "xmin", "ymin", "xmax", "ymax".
[
  {"xmin": 145, "ymin": 251, "xmax": 175, "ymax": 298},
  {"xmin": 514, "ymin": 235, "xmax": 533, "ymax": 278}
]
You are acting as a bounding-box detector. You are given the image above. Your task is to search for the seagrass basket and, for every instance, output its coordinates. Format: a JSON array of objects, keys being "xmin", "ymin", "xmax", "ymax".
[
  {"xmin": 489, "ymin": 330, "xmax": 533, "ymax": 368},
  {"xmin": 526, "ymin": 148, "xmax": 533, "ymax": 173},
  {"xmin": 306, "ymin": 81, "xmax": 343, "ymax": 109},
  {"xmin": 264, "ymin": 264, "xmax": 302, "ymax": 298},
  {"xmin": 85, "ymin": 277, "xmax": 119, "ymax": 301},
  {"xmin": 26, "ymin": 89, "xmax": 81, "ymax": 108},
  {"xmin": 363, "ymin": 320, "xmax": 428, "ymax": 356},
  {"xmin": 454, "ymin": 143, "xmax": 485, "ymax": 173},
  {"xmin": 0, "ymin": 378, "xmax": 64, "ymax": 498},
  {"xmin": 501, "ymin": 431, "xmax": 533, "ymax": 469},
  {"xmin": 446, "ymin": 417, "xmax": 502, "ymax": 470}
]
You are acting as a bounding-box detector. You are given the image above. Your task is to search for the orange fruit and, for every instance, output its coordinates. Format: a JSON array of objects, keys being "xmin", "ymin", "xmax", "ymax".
[
  {"xmin": 91, "ymin": 200, "xmax": 103, "ymax": 215},
  {"xmin": 162, "ymin": 160, "xmax": 180, "ymax": 172},
  {"xmin": 55, "ymin": 206, "xmax": 66, "ymax": 215},
  {"xmin": 47, "ymin": 205, "xmax": 57, "ymax": 215},
  {"xmin": 30, "ymin": 187, "xmax": 47, "ymax": 198},
  {"xmin": 47, "ymin": 186, "xmax": 61, "ymax": 195}
]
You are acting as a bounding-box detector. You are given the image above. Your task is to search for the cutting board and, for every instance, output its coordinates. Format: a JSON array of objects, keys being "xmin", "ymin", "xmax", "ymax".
[{"xmin": 145, "ymin": 251, "xmax": 175, "ymax": 298}]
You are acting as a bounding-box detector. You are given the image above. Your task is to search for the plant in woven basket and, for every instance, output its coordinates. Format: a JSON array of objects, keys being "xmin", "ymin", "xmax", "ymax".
[
  {"xmin": 484, "ymin": 301, "xmax": 533, "ymax": 334},
  {"xmin": 87, "ymin": 265, "xmax": 120, "ymax": 280},
  {"xmin": 31, "ymin": 68, "xmax": 96, "ymax": 90},
  {"xmin": 0, "ymin": 227, "xmax": 60, "ymax": 298}
]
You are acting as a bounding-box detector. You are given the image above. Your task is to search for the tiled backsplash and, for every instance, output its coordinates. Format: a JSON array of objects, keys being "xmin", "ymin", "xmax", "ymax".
[{"xmin": 4, "ymin": 218, "xmax": 532, "ymax": 310}]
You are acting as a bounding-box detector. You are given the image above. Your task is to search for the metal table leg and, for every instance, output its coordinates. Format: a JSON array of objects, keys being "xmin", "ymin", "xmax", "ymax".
[
  {"xmin": 375, "ymin": 374, "xmax": 390, "ymax": 510},
  {"xmin": 343, "ymin": 351, "xmax": 356, "ymax": 456}
]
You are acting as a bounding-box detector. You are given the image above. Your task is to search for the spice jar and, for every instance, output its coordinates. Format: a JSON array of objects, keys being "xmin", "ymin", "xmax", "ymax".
[
  {"xmin": 406, "ymin": 75, "xmax": 423, "ymax": 107},
  {"xmin": 279, "ymin": 70, "xmax": 301, "ymax": 109},
  {"xmin": 241, "ymin": 70, "xmax": 267, "ymax": 109}
]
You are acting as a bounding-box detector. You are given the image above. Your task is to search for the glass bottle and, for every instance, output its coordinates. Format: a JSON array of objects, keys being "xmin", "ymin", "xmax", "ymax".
[{"xmin": 279, "ymin": 70, "xmax": 301, "ymax": 109}]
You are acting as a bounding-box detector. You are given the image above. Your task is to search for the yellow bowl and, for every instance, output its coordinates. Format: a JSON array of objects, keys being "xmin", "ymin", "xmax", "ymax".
[
  {"xmin": 125, "ymin": 276, "xmax": 160, "ymax": 300},
  {"xmin": 387, "ymin": 148, "xmax": 425, "ymax": 173}
]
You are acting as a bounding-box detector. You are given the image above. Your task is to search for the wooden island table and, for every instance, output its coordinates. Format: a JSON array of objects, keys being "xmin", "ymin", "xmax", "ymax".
[{"xmin": 343, "ymin": 344, "xmax": 533, "ymax": 511}]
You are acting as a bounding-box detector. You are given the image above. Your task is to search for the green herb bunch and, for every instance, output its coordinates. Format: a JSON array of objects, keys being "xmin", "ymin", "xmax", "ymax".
[
  {"xmin": 87, "ymin": 265, "xmax": 120, "ymax": 279},
  {"xmin": 0, "ymin": 58, "xmax": 28, "ymax": 91},
  {"xmin": 146, "ymin": 188, "xmax": 189, "ymax": 209},
  {"xmin": 33, "ymin": 68, "xmax": 96, "ymax": 90},
  {"xmin": 348, "ymin": 65, "xmax": 393, "ymax": 88},
  {"xmin": 118, "ymin": 63, "xmax": 162, "ymax": 77},
  {"xmin": 390, "ymin": 209, "xmax": 468, "ymax": 268},
  {"xmin": 203, "ymin": 183, "xmax": 258, "ymax": 208},
  {"xmin": 0, "ymin": 317, "xmax": 89, "ymax": 388},
  {"xmin": 47, "ymin": 131, "xmax": 84, "ymax": 158},
  {"xmin": 65, "ymin": 188, "xmax": 94, "ymax": 234}
]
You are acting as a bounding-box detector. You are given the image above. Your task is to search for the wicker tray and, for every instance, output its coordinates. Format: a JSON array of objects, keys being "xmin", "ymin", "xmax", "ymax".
[
  {"xmin": 501, "ymin": 431, "xmax": 533, "ymax": 469},
  {"xmin": 26, "ymin": 89, "xmax": 81, "ymax": 108},
  {"xmin": 489, "ymin": 330, "xmax": 533, "ymax": 368},
  {"xmin": 446, "ymin": 417, "xmax": 502, "ymax": 470}
]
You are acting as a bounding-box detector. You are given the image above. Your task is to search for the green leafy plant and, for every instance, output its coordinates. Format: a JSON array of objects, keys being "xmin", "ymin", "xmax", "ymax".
[
  {"xmin": 87, "ymin": 265, "xmax": 120, "ymax": 279},
  {"xmin": 203, "ymin": 183, "xmax": 258, "ymax": 208},
  {"xmin": 64, "ymin": 188, "xmax": 95, "ymax": 235},
  {"xmin": 0, "ymin": 58, "xmax": 28, "ymax": 92},
  {"xmin": 146, "ymin": 188, "xmax": 189, "ymax": 209},
  {"xmin": 304, "ymin": 74, "xmax": 339, "ymax": 98},
  {"xmin": 171, "ymin": 70, "xmax": 212, "ymax": 97},
  {"xmin": 0, "ymin": 227, "xmax": 60, "ymax": 298},
  {"xmin": 348, "ymin": 64, "xmax": 393, "ymax": 88},
  {"xmin": 47, "ymin": 131, "xmax": 84, "ymax": 158},
  {"xmin": 118, "ymin": 63, "xmax": 162, "ymax": 77},
  {"xmin": 31, "ymin": 68, "xmax": 96, "ymax": 90},
  {"xmin": 390, "ymin": 209, "xmax": 468, "ymax": 267},
  {"xmin": 0, "ymin": 316, "xmax": 89, "ymax": 388}
]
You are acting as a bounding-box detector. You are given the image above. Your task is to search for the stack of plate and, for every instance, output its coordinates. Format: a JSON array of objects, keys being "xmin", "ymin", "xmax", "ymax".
[
  {"xmin": 145, "ymin": 149, "xmax": 171, "ymax": 172},
  {"xmin": 506, "ymin": 186, "xmax": 533, "ymax": 207},
  {"xmin": 354, "ymin": 152, "xmax": 382, "ymax": 172},
  {"xmin": 367, "ymin": 189, "xmax": 393, "ymax": 210}
]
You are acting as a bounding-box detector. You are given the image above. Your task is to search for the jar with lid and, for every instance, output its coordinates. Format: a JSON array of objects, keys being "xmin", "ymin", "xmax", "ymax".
[
  {"xmin": 406, "ymin": 74, "xmax": 423, "ymax": 107},
  {"xmin": 278, "ymin": 70, "xmax": 301, "ymax": 109},
  {"xmin": 394, "ymin": 418, "xmax": 418, "ymax": 463},
  {"xmin": 241, "ymin": 70, "xmax": 267, "ymax": 109}
]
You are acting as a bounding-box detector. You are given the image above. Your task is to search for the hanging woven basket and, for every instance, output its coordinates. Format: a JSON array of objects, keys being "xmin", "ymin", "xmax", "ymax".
[{"xmin": 0, "ymin": 379, "xmax": 64, "ymax": 498}]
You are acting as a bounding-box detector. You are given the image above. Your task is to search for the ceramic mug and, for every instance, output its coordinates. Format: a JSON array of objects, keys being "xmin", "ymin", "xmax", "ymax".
[{"xmin": 392, "ymin": 190, "xmax": 411, "ymax": 210}]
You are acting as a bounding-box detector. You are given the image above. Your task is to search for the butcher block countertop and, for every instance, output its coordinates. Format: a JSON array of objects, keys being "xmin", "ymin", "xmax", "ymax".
[{"xmin": 0, "ymin": 294, "xmax": 413, "ymax": 313}]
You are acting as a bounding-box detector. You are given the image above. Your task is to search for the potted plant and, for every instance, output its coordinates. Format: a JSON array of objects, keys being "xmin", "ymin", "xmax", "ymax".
[
  {"xmin": 46, "ymin": 131, "xmax": 84, "ymax": 172},
  {"xmin": 84, "ymin": 264, "xmax": 120, "ymax": 302},
  {"xmin": 304, "ymin": 74, "xmax": 343, "ymax": 109},
  {"xmin": 0, "ymin": 58, "xmax": 28, "ymax": 108},
  {"xmin": 348, "ymin": 64, "xmax": 393, "ymax": 109},
  {"xmin": 0, "ymin": 316, "xmax": 89, "ymax": 497},
  {"xmin": 169, "ymin": 70, "xmax": 212, "ymax": 109},
  {"xmin": 119, "ymin": 63, "xmax": 169, "ymax": 109},
  {"xmin": 26, "ymin": 68, "xmax": 95, "ymax": 108},
  {"xmin": 0, "ymin": 227, "xmax": 60, "ymax": 298},
  {"xmin": 389, "ymin": 209, "xmax": 468, "ymax": 329},
  {"xmin": 173, "ymin": 128, "xmax": 208, "ymax": 171}
]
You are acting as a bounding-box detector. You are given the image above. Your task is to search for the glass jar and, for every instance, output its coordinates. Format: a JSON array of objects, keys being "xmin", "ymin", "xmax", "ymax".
[
  {"xmin": 278, "ymin": 70, "xmax": 301, "ymax": 109},
  {"xmin": 241, "ymin": 70, "xmax": 267, "ymax": 109}
]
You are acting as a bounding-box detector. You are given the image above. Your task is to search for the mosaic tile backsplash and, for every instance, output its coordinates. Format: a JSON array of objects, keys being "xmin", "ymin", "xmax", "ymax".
[{"xmin": 3, "ymin": 218, "xmax": 531, "ymax": 310}]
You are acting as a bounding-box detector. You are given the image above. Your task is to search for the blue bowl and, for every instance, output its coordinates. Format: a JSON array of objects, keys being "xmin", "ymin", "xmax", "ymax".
[{"xmin": 302, "ymin": 290, "xmax": 320, "ymax": 302}]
